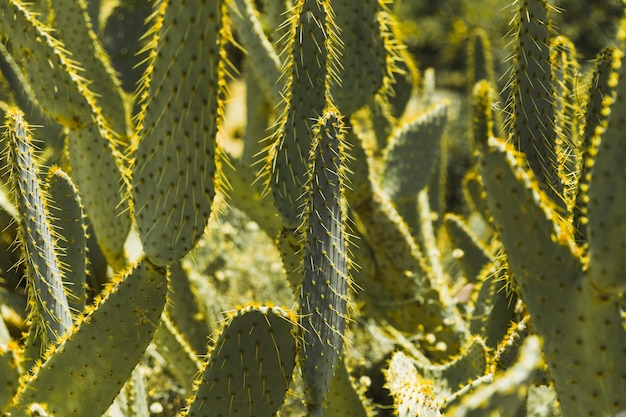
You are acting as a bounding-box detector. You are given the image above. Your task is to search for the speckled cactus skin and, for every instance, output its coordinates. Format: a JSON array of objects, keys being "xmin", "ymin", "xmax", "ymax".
[
  {"xmin": 0, "ymin": 0, "xmax": 625, "ymax": 416},
  {"xmin": 3, "ymin": 108, "xmax": 72, "ymax": 354}
]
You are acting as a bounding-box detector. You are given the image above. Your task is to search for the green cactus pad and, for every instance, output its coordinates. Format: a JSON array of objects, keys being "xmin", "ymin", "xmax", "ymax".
[
  {"xmin": 478, "ymin": 136, "xmax": 581, "ymax": 286},
  {"xmin": 471, "ymin": 81, "xmax": 495, "ymax": 148},
  {"xmin": 368, "ymin": 94, "xmax": 396, "ymax": 151},
  {"xmin": 505, "ymin": 0, "xmax": 562, "ymax": 205},
  {"xmin": 4, "ymin": 108, "xmax": 72, "ymax": 349},
  {"xmin": 461, "ymin": 170, "xmax": 490, "ymax": 224},
  {"xmin": 332, "ymin": 0, "xmax": 388, "ymax": 116},
  {"xmin": 185, "ymin": 305, "xmax": 297, "ymax": 417},
  {"xmin": 491, "ymin": 317, "xmax": 530, "ymax": 372},
  {"xmin": 229, "ymin": 0, "xmax": 283, "ymax": 106},
  {"xmin": 299, "ymin": 109, "xmax": 350, "ymax": 414},
  {"xmin": 8, "ymin": 258, "xmax": 168, "ymax": 417},
  {"xmin": 0, "ymin": 0, "xmax": 96, "ymax": 127},
  {"xmin": 276, "ymin": 227, "xmax": 303, "ymax": 292},
  {"xmin": 586, "ymin": 47, "xmax": 626, "ymax": 294},
  {"xmin": 443, "ymin": 214, "xmax": 493, "ymax": 283},
  {"xmin": 67, "ymin": 123, "xmax": 130, "ymax": 270},
  {"xmin": 101, "ymin": 0, "xmax": 153, "ymax": 93},
  {"xmin": 222, "ymin": 155, "xmax": 282, "ymax": 241},
  {"xmin": 167, "ymin": 261, "xmax": 212, "ymax": 355},
  {"xmin": 343, "ymin": 129, "xmax": 374, "ymax": 210},
  {"xmin": 469, "ymin": 263, "xmax": 516, "ymax": 350},
  {"xmin": 133, "ymin": 0, "xmax": 226, "ymax": 266},
  {"xmin": 479, "ymin": 136, "xmax": 626, "ymax": 416},
  {"xmin": 48, "ymin": 0, "xmax": 128, "ymax": 139},
  {"xmin": 388, "ymin": 47, "xmax": 419, "ymax": 120},
  {"xmin": 573, "ymin": 47, "xmax": 620, "ymax": 247},
  {"xmin": 0, "ymin": 343, "xmax": 20, "ymax": 410},
  {"xmin": 324, "ymin": 360, "xmax": 373, "ymax": 417},
  {"xmin": 382, "ymin": 102, "xmax": 448, "ymax": 203},
  {"xmin": 467, "ymin": 28, "xmax": 495, "ymax": 88},
  {"xmin": 46, "ymin": 167, "xmax": 88, "ymax": 313},
  {"xmin": 268, "ymin": 0, "xmax": 336, "ymax": 228},
  {"xmin": 153, "ymin": 313, "xmax": 203, "ymax": 394},
  {"xmin": 353, "ymin": 190, "xmax": 467, "ymax": 358}
]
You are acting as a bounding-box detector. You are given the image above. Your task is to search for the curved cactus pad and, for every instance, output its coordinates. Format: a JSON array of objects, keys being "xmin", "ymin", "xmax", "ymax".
[
  {"xmin": 382, "ymin": 102, "xmax": 448, "ymax": 202},
  {"xmin": 269, "ymin": 0, "xmax": 334, "ymax": 228},
  {"xmin": 300, "ymin": 110, "xmax": 350, "ymax": 415},
  {"xmin": 185, "ymin": 305, "xmax": 297, "ymax": 417},
  {"xmin": 7, "ymin": 259, "xmax": 168, "ymax": 417},
  {"xmin": 133, "ymin": 0, "xmax": 225, "ymax": 266},
  {"xmin": 46, "ymin": 167, "xmax": 88, "ymax": 313},
  {"xmin": 4, "ymin": 108, "xmax": 72, "ymax": 348}
]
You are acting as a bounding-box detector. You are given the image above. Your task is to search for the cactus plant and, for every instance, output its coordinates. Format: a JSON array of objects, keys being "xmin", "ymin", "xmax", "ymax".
[{"xmin": 0, "ymin": 0, "xmax": 625, "ymax": 416}]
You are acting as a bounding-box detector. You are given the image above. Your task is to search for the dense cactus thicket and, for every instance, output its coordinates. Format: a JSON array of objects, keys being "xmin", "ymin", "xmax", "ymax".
[{"xmin": 0, "ymin": 0, "xmax": 625, "ymax": 416}]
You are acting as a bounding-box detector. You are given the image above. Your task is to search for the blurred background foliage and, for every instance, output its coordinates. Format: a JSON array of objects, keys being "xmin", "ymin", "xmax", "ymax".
[{"xmin": 393, "ymin": 0, "xmax": 624, "ymax": 90}]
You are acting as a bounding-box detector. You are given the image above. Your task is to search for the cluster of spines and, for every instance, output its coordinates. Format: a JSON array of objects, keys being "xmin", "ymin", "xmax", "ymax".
[
  {"xmin": 550, "ymin": 35, "xmax": 581, "ymax": 205},
  {"xmin": 384, "ymin": 351, "xmax": 443, "ymax": 417}
]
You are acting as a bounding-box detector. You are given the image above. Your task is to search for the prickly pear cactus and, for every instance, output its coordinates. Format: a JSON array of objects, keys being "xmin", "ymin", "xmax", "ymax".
[
  {"xmin": 3, "ymin": 108, "xmax": 72, "ymax": 352},
  {"xmin": 299, "ymin": 109, "xmax": 350, "ymax": 416},
  {"xmin": 0, "ymin": 0, "xmax": 624, "ymax": 416},
  {"xmin": 184, "ymin": 305, "xmax": 297, "ymax": 417},
  {"xmin": 132, "ymin": 0, "xmax": 226, "ymax": 266}
]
